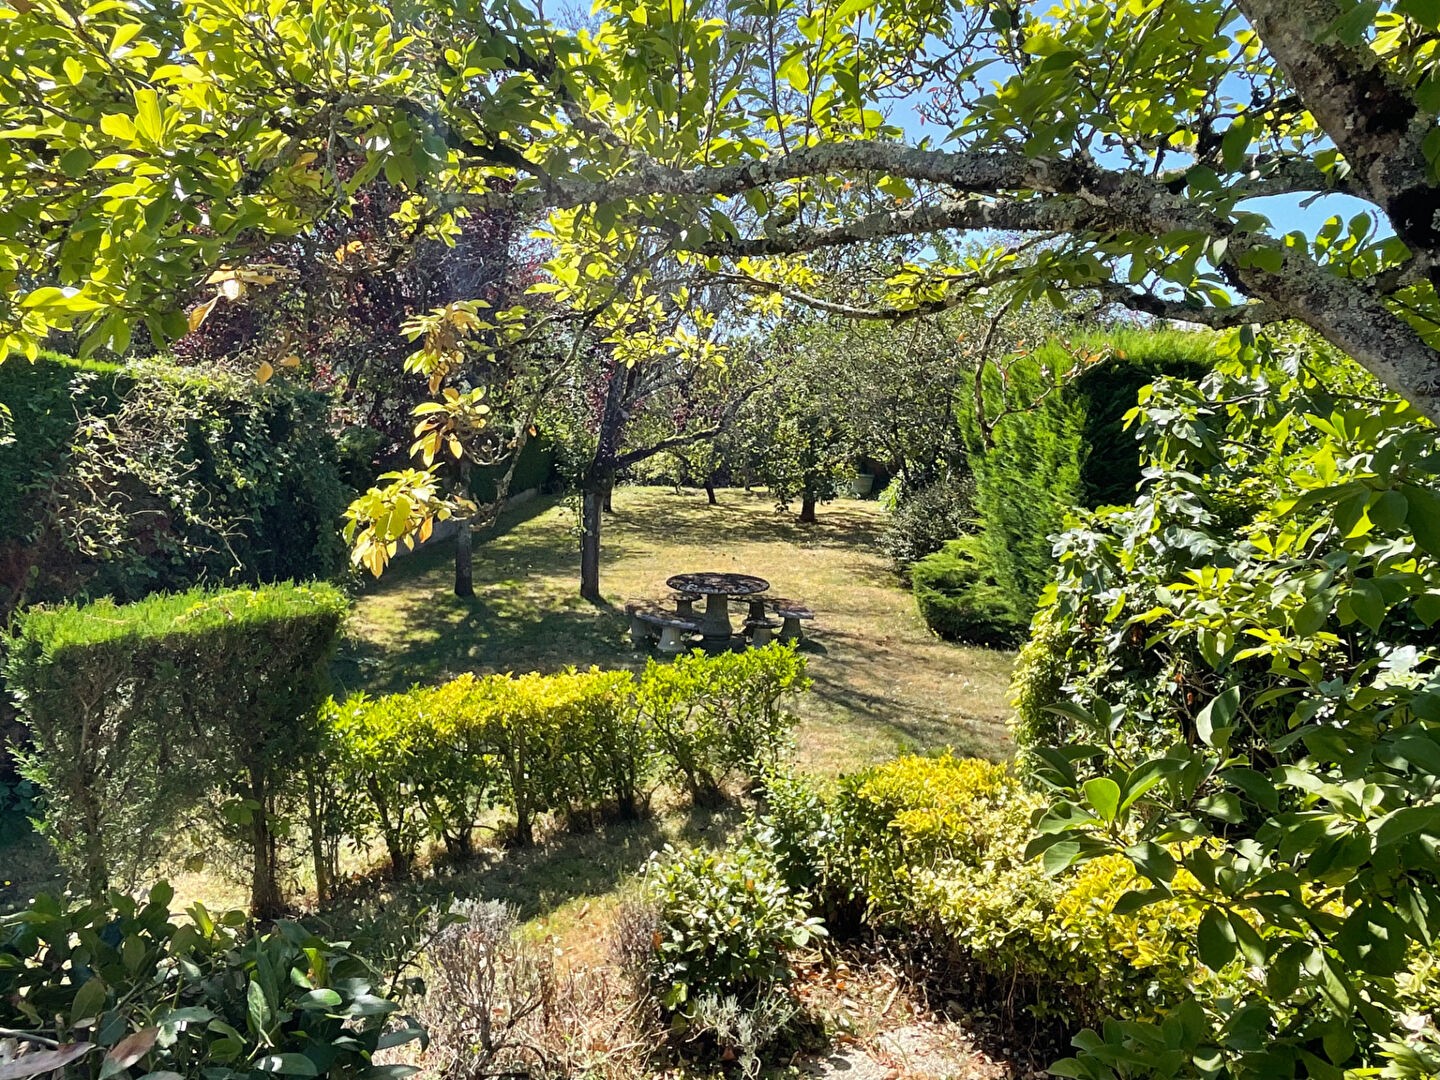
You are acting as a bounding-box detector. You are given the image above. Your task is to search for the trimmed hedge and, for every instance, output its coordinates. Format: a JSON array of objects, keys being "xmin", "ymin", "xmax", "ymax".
[
  {"xmin": 319, "ymin": 644, "xmax": 809, "ymax": 876},
  {"xmin": 910, "ymin": 536, "xmax": 1025, "ymax": 646},
  {"xmin": 7, "ymin": 582, "xmax": 348, "ymax": 912},
  {"xmin": 957, "ymin": 327, "xmax": 1215, "ymax": 622}
]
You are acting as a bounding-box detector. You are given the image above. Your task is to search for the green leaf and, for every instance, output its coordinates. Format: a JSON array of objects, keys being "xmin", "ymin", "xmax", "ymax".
[
  {"xmin": 1082, "ymin": 776, "xmax": 1121, "ymax": 823},
  {"xmin": 1222, "ymin": 767, "xmax": 1280, "ymax": 813},
  {"xmin": 1371, "ymin": 488, "xmax": 1409, "ymax": 531},
  {"xmin": 1335, "ymin": 901, "xmax": 1409, "ymax": 977},
  {"xmin": 1405, "ymin": 484, "xmax": 1440, "ymax": 558},
  {"xmin": 1349, "ymin": 579, "xmax": 1385, "ymax": 632},
  {"xmin": 99, "ymin": 113, "xmax": 137, "ymax": 142},
  {"xmin": 1197, "ymin": 906, "xmax": 1237, "ymax": 970},
  {"xmin": 72, "ymin": 976, "xmax": 109, "ymax": 1025},
  {"xmin": 1041, "ymin": 839, "xmax": 1083, "ymax": 875},
  {"xmin": 1195, "ymin": 686, "xmax": 1240, "ymax": 749},
  {"xmin": 256, "ymin": 1055, "xmax": 318, "ymax": 1077},
  {"xmin": 1399, "ymin": 0, "xmax": 1440, "ymax": 28},
  {"xmin": 1124, "ymin": 841, "xmax": 1176, "ymax": 884},
  {"xmin": 1327, "ymin": 1, "xmax": 1381, "ymax": 45},
  {"xmin": 246, "ymin": 978, "xmax": 271, "ymax": 1037},
  {"xmin": 1221, "ymin": 116, "xmax": 1252, "ymax": 172}
]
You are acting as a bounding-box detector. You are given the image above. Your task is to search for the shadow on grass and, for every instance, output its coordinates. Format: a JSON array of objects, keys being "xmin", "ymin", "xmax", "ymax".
[
  {"xmin": 334, "ymin": 496, "xmax": 644, "ymax": 695},
  {"xmin": 309, "ymin": 802, "xmax": 742, "ymax": 969},
  {"xmin": 606, "ymin": 493, "xmax": 881, "ymax": 552}
]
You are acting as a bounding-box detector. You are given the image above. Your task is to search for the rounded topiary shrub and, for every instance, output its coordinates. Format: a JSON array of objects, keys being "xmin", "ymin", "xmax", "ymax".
[{"xmin": 910, "ymin": 535, "xmax": 1026, "ymax": 646}]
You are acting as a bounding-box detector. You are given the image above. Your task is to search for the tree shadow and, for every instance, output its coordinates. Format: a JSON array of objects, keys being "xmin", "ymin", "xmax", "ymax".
[
  {"xmin": 308, "ymin": 802, "xmax": 742, "ymax": 968},
  {"xmin": 605, "ymin": 491, "xmax": 881, "ymax": 552}
]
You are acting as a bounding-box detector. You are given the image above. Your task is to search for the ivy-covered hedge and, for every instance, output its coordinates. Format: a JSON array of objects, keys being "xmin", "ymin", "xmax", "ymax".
[
  {"xmin": 7, "ymin": 582, "xmax": 348, "ymax": 913},
  {"xmin": 0, "ymin": 353, "xmax": 349, "ymax": 622}
]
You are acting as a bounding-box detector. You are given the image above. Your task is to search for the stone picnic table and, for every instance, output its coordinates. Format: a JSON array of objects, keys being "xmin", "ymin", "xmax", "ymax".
[{"xmin": 666, "ymin": 571, "xmax": 770, "ymax": 641}]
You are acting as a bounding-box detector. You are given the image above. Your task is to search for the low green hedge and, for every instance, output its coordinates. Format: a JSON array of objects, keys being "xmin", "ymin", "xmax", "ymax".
[
  {"xmin": 910, "ymin": 535, "xmax": 1026, "ymax": 646},
  {"xmin": 317, "ymin": 643, "xmax": 810, "ymax": 880}
]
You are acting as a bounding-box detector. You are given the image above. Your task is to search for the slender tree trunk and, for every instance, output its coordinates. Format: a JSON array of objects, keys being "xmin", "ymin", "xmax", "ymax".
[
  {"xmin": 305, "ymin": 770, "xmax": 329, "ymax": 904},
  {"xmin": 580, "ymin": 483, "xmax": 604, "ymax": 602},
  {"xmin": 454, "ymin": 460, "xmax": 474, "ymax": 597},
  {"xmin": 799, "ymin": 494, "xmax": 817, "ymax": 523},
  {"xmin": 578, "ymin": 362, "xmax": 631, "ymax": 601},
  {"xmin": 454, "ymin": 519, "xmax": 474, "ymax": 597},
  {"xmin": 603, "ymin": 482, "xmax": 614, "ymax": 513},
  {"xmin": 248, "ymin": 767, "xmax": 284, "ymax": 917},
  {"xmin": 705, "ymin": 478, "xmax": 717, "ymax": 505}
]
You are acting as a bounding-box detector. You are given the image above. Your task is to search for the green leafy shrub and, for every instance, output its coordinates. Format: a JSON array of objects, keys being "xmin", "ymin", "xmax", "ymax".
[
  {"xmin": 644, "ymin": 843, "xmax": 825, "ymax": 1012},
  {"xmin": 637, "ymin": 643, "xmax": 807, "ymax": 805},
  {"xmin": 554, "ymin": 668, "xmax": 653, "ymax": 821},
  {"xmin": 910, "ymin": 536, "xmax": 1026, "ymax": 646},
  {"xmin": 1011, "ymin": 332, "xmax": 1440, "ymax": 1076},
  {"xmin": 0, "ymin": 883, "xmax": 419, "ymax": 1080},
  {"xmin": 412, "ymin": 675, "xmax": 504, "ymax": 856},
  {"xmin": 7, "ymin": 582, "xmax": 348, "ymax": 912},
  {"xmin": 325, "ymin": 691, "xmax": 431, "ymax": 879},
  {"xmin": 758, "ymin": 756, "xmax": 1234, "ymax": 1031},
  {"xmin": 480, "ymin": 670, "xmax": 587, "ymax": 847},
  {"xmin": 878, "ymin": 474, "xmax": 977, "ymax": 571},
  {"xmin": 326, "ymin": 666, "xmax": 652, "ymax": 861}
]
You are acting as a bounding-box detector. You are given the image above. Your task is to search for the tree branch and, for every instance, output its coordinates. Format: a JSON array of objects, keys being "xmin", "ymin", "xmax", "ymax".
[
  {"xmin": 1235, "ymin": 0, "xmax": 1439, "ymax": 271},
  {"xmin": 696, "ymin": 195, "xmax": 1100, "ymax": 257},
  {"xmin": 1094, "ymin": 282, "xmax": 1285, "ymax": 327}
]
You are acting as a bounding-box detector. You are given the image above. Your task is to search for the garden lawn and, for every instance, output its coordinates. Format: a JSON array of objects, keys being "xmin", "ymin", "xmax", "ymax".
[{"xmin": 342, "ymin": 485, "xmax": 1016, "ymax": 773}]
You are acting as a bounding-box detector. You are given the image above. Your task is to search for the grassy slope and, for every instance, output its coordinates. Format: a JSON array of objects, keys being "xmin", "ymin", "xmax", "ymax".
[{"xmin": 341, "ymin": 485, "xmax": 1015, "ymax": 772}]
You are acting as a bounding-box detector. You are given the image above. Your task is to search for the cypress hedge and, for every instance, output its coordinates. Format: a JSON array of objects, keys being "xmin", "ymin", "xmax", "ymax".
[
  {"xmin": 956, "ymin": 327, "xmax": 1215, "ymax": 622},
  {"xmin": 6, "ymin": 582, "xmax": 348, "ymax": 914}
]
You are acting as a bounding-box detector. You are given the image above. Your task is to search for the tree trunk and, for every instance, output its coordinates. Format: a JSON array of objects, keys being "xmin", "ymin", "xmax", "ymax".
[
  {"xmin": 454, "ymin": 460, "xmax": 474, "ymax": 597},
  {"xmin": 705, "ymin": 479, "xmax": 717, "ymax": 505},
  {"xmin": 305, "ymin": 770, "xmax": 329, "ymax": 905},
  {"xmin": 248, "ymin": 767, "xmax": 284, "ymax": 917},
  {"xmin": 577, "ymin": 362, "xmax": 631, "ymax": 600},
  {"xmin": 603, "ymin": 482, "xmax": 614, "ymax": 513},
  {"xmin": 454, "ymin": 518, "xmax": 474, "ymax": 597},
  {"xmin": 580, "ymin": 484, "xmax": 603, "ymax": 602},
  {"xmin": 799, "ymin": 494, "xmax": 817, "ymax": 523}
]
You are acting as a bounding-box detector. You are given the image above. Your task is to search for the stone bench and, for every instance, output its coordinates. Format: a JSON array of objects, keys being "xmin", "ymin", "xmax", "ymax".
[
  {"xmin": 625, "ymin": 601, "xmax": 703, "ymax": 654},
  {"xmin": 744, "ymin": 616, "xmax": 783, "ymax": 647},
  {"xmin": 743, "ymin": 597, "xmax": 814, "ymax": 642}
]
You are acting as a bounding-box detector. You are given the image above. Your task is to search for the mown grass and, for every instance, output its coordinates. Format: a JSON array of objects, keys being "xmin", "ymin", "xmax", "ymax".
[{"xmin": 341, "ymin": 485, "xmax": 1016, "ymax": 772}]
